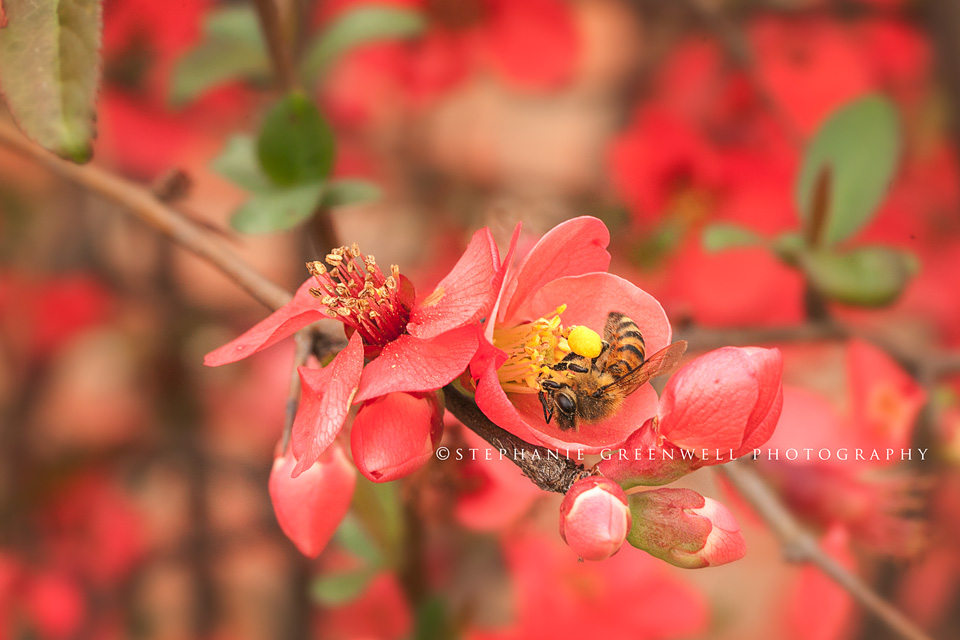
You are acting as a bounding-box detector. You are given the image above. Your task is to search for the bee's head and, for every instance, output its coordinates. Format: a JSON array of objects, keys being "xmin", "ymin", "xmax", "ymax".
[{"xmin": 538, "ymin": 382, "xmax": 579, "ymax": 431}]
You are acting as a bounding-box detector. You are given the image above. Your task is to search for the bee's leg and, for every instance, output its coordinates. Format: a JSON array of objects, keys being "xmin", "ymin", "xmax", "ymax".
[
  {"xmin": 538, "ymin": 390, "xmax": 553, "ymax": 423},
  {"xmin": 591, "ymin": 340, "xmax": 611, "ymax": 371}
]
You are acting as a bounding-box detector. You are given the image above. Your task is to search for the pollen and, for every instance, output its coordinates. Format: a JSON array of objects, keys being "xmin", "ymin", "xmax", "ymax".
[
  {"xmin": 493, "ymin": 305, "xmax": 572, "ymax": 394},
  {"xmin": 306, "ymin": 245, "xmax": 411, "ymax": 347},
  {"xmin": 568, "ymin": 325, "xmax": 603, "ymax": 358}
]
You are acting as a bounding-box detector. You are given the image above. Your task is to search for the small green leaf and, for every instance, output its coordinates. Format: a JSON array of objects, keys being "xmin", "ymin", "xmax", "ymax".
[
  {"xmin": 311, "ymin": 568, "xmax": 377, "ymax": 606},
  {"xmin": 701, "ymin": 224, "xmax": 762, "ymax": 252},
  {"xmin": 169, "ymin": 7, "xmax": 269, "ymax": 105},
  {"xmin": 301, "ymin": 6, "xmax": 426, "ymax": 82},
  {"xmin": 322, "ymin": 179, "xmax": 381, "ymax": 208},
  {"xmin": 412, "ymin": 597, "xmax": 456, "ymax": 640},
  {"xmin": 802, "ymin": 246, "xmax": 914, "ymax": 307},
  {"xmin": 795, "ymin": 95, "xmax": 900, "ymax": 244},
  {"xmin": 0, "ymin": 0, "xmax": 102, "ymax": 162},
  {"xmin": 772, "ymin": 231, "xmax": 805, "ymax": 267},
  {"xmin": 334, "ymin": 514, "xmax": 383, "ymax": 564},
  {"xmin": 229, "ymin": 182, "xmax": 325, "ymax": 234},
  {"xmin": 257, "ymin": 94, "xmax": 336, "ymax": 186},
  {"xmin": 212, "ymin": 136, "xmax": 274, "ymax": 191}
]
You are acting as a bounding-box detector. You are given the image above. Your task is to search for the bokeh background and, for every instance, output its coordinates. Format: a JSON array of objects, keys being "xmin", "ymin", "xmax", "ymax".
[{"xmin": 2, "ymin": 0, "xmax": 960, "ymax": 638}]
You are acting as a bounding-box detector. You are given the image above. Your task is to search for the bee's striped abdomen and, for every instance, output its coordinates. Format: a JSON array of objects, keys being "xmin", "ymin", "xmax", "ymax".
[{"xmin": 602, "ymin": 312, "xmax": 646, "ymax": 381}]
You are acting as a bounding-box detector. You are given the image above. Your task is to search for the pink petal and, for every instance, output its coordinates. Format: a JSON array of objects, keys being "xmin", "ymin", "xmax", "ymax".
[
  {"xmin": 351, "ymin": 392, "xmax": 443, "ymax": 482},
  {"xmin": 738, "ymin": 347, "xmax": 784, "ymax": 453},
  {"xmin": 407, "ymin": 227, "xmax": 501, "ymax": 340},
  {"xmin": 657, "ymin": 348, "xmax": 759, "ymax": 453},
  {"xmin": 291, "ymin": 332, "xmax": 364, "ymax": 477},
  {"xmin": 269, "ymin": 443, "xmax": 356, "ymax": 558},
  {"xmin": 482, "ymin": 0, "xmax": 579, "ymax": 89},
  {"xmin": 500, "ymin": 217, "xmax": 611, "ymax": 324},
  {"xmin": 354, "ymin": 325, "xmax": 478, "ymax": 403},
  {"xmin": 204, "ymin": 279, "xmax": 329, "ymax": 367},
  {"xmin": 482, "ymin": 222, "xmax": 522, "ymax": 343}
]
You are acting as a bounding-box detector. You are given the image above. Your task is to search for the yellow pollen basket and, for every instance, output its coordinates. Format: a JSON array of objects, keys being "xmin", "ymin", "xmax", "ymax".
[
  {"xmin": 493, "ymin": 305, "xmax": 572, "ymax": 394},
  {"xmin": 568, "ymin": 325, "xmax": 603, "ymax": 358}
]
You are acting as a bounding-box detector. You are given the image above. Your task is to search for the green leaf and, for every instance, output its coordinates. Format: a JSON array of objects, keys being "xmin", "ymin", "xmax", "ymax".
[
  {"xmin": 311, "ymin": 568, "xmax": 377, "ymax": 606},
  {"xmin": 772, "ymin": 231, "xmax": 805, "ymax": 267},
  {"xmin": 257, "ymin": 93, "xmax": 336, "ymax": 186},
  {"xmin": 334, "ymin": 514, "xmax": 383, "ymax": 565},
  {"xmin": 301, "ymin": 6, "xmax": 426, "ymax": 82},
  {"xmin": 229, "ymin": 182, "xmax": 325, "ymax": 234},
  {"xmin": 701, "ymin": 224, "xmax": 763, "ymax": 252},
  {"xmin": 169, "ymin": 7, "xmax": 268, "ymax": 106},
  {"xmin": 322, "ymin": 179, "xmax": 381, "ymax": 208},
  {"xmin": 0, "ymin": 0, "xmax": 102, "ymax": 162},
  {"xmin": 350, "ymin": 478, "xmax": 404, "ymax": 567},
  {"xmin": 795, "ymin": 95, "xmax": 900, "ymax": 245},
  {"xmin": 212, "ymin": 135, "xmax": 274, "ymax": 191},
  {"xmin": 802, "ymin": 246, "xmax": 914, "ymax": 307}
]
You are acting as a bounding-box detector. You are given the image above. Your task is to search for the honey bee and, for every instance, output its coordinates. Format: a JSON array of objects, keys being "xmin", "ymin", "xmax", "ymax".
[{"xmin": 538, "ymin": 312, "xmax": 688, "ymax": 431}]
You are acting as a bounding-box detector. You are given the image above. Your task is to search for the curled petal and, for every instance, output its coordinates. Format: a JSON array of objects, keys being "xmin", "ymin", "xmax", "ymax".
[
  {"xmin": 354, "ymin": 326, "xmax": 478, "ymax": 403},
  {"xmin": 740, "ymin": 347, "xmax": 784, "ymax": 452},
  {"xmin": 351, "ymin": 392, "xmax": 444, "ymax": 482},
  {"xmin": 291, "ymin": 332, "xmax": 364, "ymax": 477},
  {"xmin": 597, "ymin": 419, "xmax": 699, "ymax": 488},
  {"xmin": 500, "ymin": 216, "xmax": 611, "ymax": 324},
  {"xmin": 408, "ymin": 227, "xmax": 501, "ymax": 340},
  {"xmin": 269, "ymin": 443, "xmax": 356, "ymax": 558},
  {"xmin": 204, "ymin": 279, "xmax": 329, "ymax": 367}
]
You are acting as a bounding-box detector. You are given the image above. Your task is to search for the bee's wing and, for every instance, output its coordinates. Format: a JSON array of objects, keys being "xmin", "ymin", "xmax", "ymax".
[{"xmin": 596, "ymin": 340, "xmax": 688, "ymax": 396}]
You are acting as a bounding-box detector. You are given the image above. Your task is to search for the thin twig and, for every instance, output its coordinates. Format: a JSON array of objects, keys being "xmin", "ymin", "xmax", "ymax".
[
  {"xmin": 720, "ymin": 461, "xmax": 934, "ymax": 640},
  {"xmin": 252, "ymin": 0, "xmax": 300, "ymax": 92},
  {"xmin": 442, "ymin": 385, "xmax": 591, "ymax": 493},
  {"xmin": 0, "ymin": 120, "xmax": 292, "ymax": 311}
]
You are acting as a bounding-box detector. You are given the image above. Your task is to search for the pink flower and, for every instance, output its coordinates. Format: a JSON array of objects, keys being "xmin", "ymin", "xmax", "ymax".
[
  {"xmin": 559, "ymin": 476, "xmax": 631, "ymax": 561},
  {"xmin": 598, "ymin": 346, "xmax": 783, "ymax": 487},
  {"xmin": 351, "ymin": 391, "xmax": 443, "ymax": 482},
  {"xmin": 206, "ymin": 229, "xmax": 505, "ymax": 479},
  {"xmin": 470, "ymin": 216, "xmax": 673, "ymax": 453},
  {"xmin": 269, "ymin": 443, "xmax": 356, "ymax": 558},
  {"xmin": 626, "ymin": 488, "xmax": 746, "ymax": 568}
]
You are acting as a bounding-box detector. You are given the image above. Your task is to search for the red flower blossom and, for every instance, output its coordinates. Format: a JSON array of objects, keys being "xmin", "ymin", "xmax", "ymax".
[
  {"xmin": 206, "ymin": 229, "xmax": 504, "ymax": 479},
  {"xmin": 319, "ymin": 0, "xmax": 580, "ymax": 112},
  {"xmin": 470, "ymin": 216, "xmax": 673, "ymax": 453}
]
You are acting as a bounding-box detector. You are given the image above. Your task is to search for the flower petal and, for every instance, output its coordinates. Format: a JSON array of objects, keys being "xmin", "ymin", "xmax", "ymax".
[
  {"xmin": 204, "ymin": 279, "xmax": 329, "ymax": 367},
  {"xmin": 407, "ymin": 227, "xmax": 501, "ymax": 340},
  {"xmin": 739, "ymin": 347, "xmax": 784, "ymax": 453},
  {"xmin": 354, "ymin": 325, "xmax": 479, "ymax": 403},
  {"xmin": 291, "ymin": 332, "xmax": 364, "ymax": 477},
  {"xmin": 500, "ymin": 216, "xmax": 610, "ymax": 324},
  {"xmin": 657, "ymin": 348, "xmax": 759, "ymax": 453},
  {"xmin": 269, "ymin": 443, "xmax": 356, "ymax": 558},
  {"xmin": 351, "ymin": 392, "xmax": 443, "ymax": 482}
]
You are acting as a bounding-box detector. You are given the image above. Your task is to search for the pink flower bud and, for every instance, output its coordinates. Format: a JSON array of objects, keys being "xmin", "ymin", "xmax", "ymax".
[
  {"xmin": 627, "ymin": 488, "xmax": 746, "ymax": 568},
  {"xmin": 269, "ymin": 442, "xmax": 356, "ymax": 558},
  {"xmin": 657, "ymin": 346, "xmax": 783, "ymax": 462},
  {"xmin": 559, "ymin": 476, "xmax": 632, "ymax": 561}
]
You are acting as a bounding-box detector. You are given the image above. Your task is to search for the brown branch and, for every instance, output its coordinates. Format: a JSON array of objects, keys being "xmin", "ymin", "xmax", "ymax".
[
  {"xmin": 720, "ymin": 461, "xmax": 934, "ymax": 640},
  {"xmin": 0, "ymin": 120, "xmax": 293, "ymax": 312},
  {"xmin": 252, "ymin": 0, "xmax": 300, "ymax": 92},
  {"xmin": 442, "ymin": 385, "xmax": 591, "ymax": 493}
]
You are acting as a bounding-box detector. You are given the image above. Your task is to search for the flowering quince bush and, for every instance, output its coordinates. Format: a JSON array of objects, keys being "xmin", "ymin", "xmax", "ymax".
[{"xmin": 206, "ymin": 216, "xmax": 784, "ymax": 568}]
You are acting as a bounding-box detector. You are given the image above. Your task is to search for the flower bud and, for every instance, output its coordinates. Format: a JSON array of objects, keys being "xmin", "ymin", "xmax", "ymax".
[
  {"xmin": 627, "ymin": 488, "xmax": 745, "ymax": 568},
  {"xmin": 269, "ymin": 442, "xmax": 356, "ymax": 558},
  {"xmin": 559, "ymin": 476, "xmax": 632, "ymax": 561},
  {"xmin": 657, "ymin": 346, "xmax": 783, "ymax": 462}
]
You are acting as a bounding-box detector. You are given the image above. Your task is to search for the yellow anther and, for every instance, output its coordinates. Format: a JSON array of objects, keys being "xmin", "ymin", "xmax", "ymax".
[{"xmin": 568, "ymin": 326, "xmax": 603, "ymax": 358}]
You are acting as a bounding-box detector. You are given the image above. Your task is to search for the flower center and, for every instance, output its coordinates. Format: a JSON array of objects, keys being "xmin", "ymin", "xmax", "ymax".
[
  {"xmin": 492, "ymin": 305, "xmax": 573, "ymax": 394},
  {"xmin": 307, "ymin": 244, "xmax": 411, "ymax": 347}
]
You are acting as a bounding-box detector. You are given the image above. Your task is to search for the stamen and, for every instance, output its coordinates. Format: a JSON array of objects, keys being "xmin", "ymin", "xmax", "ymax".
[{"xmin": 492, "ymin": 305, "xmax": 572, "ymax": 394}]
